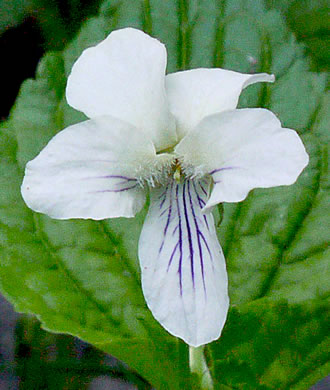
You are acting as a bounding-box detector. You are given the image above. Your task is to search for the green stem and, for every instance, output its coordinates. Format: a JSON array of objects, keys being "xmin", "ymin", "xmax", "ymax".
[{"xmin": 189, "ymin": 346, "xmax": 214, "ymax": 390}]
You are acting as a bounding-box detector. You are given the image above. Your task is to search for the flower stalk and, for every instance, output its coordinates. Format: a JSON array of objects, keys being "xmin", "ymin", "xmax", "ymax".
[{"xmin": 189, "ymin": 345, "xmax": 214, "ymax": 390}]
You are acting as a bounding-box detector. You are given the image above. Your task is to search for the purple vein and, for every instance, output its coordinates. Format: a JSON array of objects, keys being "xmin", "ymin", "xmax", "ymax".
[
  {"xmin": 193, "ymin": 181, "xmax": 209, "ymax": 230},
  {"xmin": 102, "ymin": 174, "xmax": 136, "ymax": 181},
  {"xmin": 209, "ymin": 166, "xmax": 237, "ymax": 175},
  {"xmin": 183, "ymin": 181, "xmax": 195, "ymax": 289},
  {"xmin": 188, "ymin": 181, "xmax": 207, "ymax": 295},
  {"xmin": 159, "ymin": 186, "xmax": 168, "ymax": 210},
  {"xmin": 82, "ymin": 175, "xmax": 137, "ymax": 186},
  {"xmin": 159, "ymin": 206, "xmax": 170, "ymax": 218},
  {"xmin": 192, "ymin": 183, "xmax": 213, "ymax": 265},
  {"xmin": 203, "ymin": 215, "xmax": 210, "ymax": 231},
  {"xmin": 88, "ymin": 184, "xmax": 138, "ymax": 193},
  {"xmin": 164, "ymin": 181, "xmax": 173, "ymax": 237},
  {"xmin": 159, "ymin": 182, "xmax": 173, "ymax": 254},
  {"xmin": 199, "ymin": 182, "xmax": 208, "ymax": 197},
  {"xmin": 158, "ymin": 185, "xmax": 168, "ymax": 201},
  {"xmin": 167, "ymin": 241, "xmax": 179, "ymax": 271},
  {"xmin": 175, "ymin": 183, "xmax": 184, "ymax": 296},
  {"xmin": 193, "ymin": 181, "xmax": 206, "ymax": 208},
  {"xmin": 172, "ymin": 224, "xmax": 179, "ymax": 236},
  {"xmin": 193, "ymin": 181, "xmax": 206, "ymax": 209},
  {"xmin": 199, "ymin": 230, "xmax": 213, "ymax": 269}
]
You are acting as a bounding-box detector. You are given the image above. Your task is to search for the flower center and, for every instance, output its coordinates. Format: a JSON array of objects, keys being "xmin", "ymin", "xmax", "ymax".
[
  {"xmin": 173, "ymin": 159, "xmax": 183, "ymax": 183},
  {"xmin": 135, "ymin": 152, "xmax": 204, "ymax": 189},
  {"xmin": 135, "ymin": 152, "xmax": 176, "ymax": 188}
]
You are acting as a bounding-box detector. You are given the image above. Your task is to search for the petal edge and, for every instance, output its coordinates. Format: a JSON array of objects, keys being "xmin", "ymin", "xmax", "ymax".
[
  {"xmin": 21, "ymin": 116, "xmax": 154, "ymax": 219},
  {"xmin": 66, "ymin": 28, "xmax": 177, "ymax": 151},
  {"xmin": 175, "ymin": 108, "xmax": 309, "ymax": 210},
  {"xmin": 166, "ymin": 68, "xmax": 274, "ymax": 139}
]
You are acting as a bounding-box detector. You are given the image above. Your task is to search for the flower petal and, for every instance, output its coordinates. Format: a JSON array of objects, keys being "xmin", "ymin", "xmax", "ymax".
[
  {"xmin": 138, "ymin": 178, "xmax": 229, "ymax": 347},
  {"xmin": 175, "ymin": 108, "xmax": 309, "ymax": 210},
  {"xmin": 166, "ymin": 68, "xmax": 274, "ymax": 139},
  {"xmin": 66, "ymin": 28, "xmax": 177, "ymax": 151},
  {"xmin": 21, "ymin": 116, "xmax": 160, "ymax": 219}
]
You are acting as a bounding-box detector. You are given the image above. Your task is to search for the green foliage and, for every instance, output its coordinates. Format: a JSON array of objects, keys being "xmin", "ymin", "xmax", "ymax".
[
  {"xmin": 0, "ymin": 0, "xmax": 328, "ymax": 389},
  {"xmin": 265, "ymin": 0, "xmax": 330, "ymax": 71},
  {"xmin": 211, "ymin": 299, "xmax": 329, "ymax": 390}
]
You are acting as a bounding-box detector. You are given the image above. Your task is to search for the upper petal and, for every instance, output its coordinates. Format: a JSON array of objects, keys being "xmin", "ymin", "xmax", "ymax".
[
  {"xmin": 66, "ymin": 28, "xmax": 177, "ymax": 151},
  {"xmin": 166, "ymin": 68, "xmax": 274, "ymax": 139},
  {"xmin": 138, "ymin": 178, "xmax": 229, "ymax": 347},
  {"xmin": 175, "ymin": 108, "xmax": 309, "ymax": 210},
  {"xmin": 21, "ymin": 116, "xmax": 161, "ymax": 219}
]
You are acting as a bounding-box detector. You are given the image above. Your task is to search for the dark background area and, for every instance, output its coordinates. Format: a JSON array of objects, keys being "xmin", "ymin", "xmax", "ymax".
[
  {"xmin": 0, "ymin": 17, "xmax": 44, "ymax": 120},
  {"xmin": 0, "ymin": 293, "xmax": 150, "ymax": 389}
]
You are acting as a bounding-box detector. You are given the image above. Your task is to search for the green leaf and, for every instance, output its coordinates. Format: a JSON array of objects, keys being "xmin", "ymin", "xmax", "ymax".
[
  {"xmin": 0, "ymin": 0, "xmax": 328, "ymax": 389},
  {"xmin": 210, "ymin": 298, "xmax": 329, "ymax": 390},
  {"xmin": 265, "ymin": 0, "xmax": 330, "ymax": 72}
]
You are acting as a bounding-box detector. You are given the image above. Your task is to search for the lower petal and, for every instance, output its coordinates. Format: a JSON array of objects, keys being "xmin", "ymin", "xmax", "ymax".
[{"xmin": 138, "ymin": 178, "xmax": 229, "ymax": 347}]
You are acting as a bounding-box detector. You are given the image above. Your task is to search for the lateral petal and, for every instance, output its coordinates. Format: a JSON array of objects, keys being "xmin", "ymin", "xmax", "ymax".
[
  {"xmin": 166, "ymin": 68, "xmax": 274, "ymax": 139},
  {"xmin": 66, "ymin": 28, "xmax": 177, "ymax": 151},
  {"xmin": 175, "ymin": 108, "xmax": 309, "ymax": 210},
  {"xmin": 21, "ymin": 116, "xmax": 158, "ymax": 219},
  {"xmin": 138, "ymin": 178, "xmax": 229, "ymax": 347}
]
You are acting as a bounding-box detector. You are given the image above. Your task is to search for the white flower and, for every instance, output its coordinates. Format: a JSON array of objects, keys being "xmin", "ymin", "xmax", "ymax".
[{"xmin": 21, "ymin": 28, "xmax": 309, "ymax": 347}]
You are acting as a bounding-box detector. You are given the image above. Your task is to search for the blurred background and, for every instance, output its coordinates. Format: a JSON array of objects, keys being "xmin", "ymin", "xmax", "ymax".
[{"xmin": 0, "ymin": 0, "xmax": 328, "ymax": 388}]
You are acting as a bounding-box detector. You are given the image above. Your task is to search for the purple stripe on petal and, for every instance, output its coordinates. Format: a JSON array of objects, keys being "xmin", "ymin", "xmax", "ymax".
[
  {"xmin": 102, "ymin": 174, "xmax": 136, "ymax": 181},
  {"xmin": 164, "ymin": 181, "xmax": 173, "ymax": 237},
  {"xmin": 193, "ymin": 181, "xmax": 209, "ymax": 230},
  {"xmin": 83, "ymin": 174, "xmax": 136, "ymax": 181},
  {"xmin": 199, "ymin": 183, "xmax": 208, "ymax": 197},
  {"xmin": 172, "ymin": 224, "xmax": 179, "ymax": 236},
  {"xmin": 193, "ymin": 182, "xmax": 206, "ymax": 208},
  {"xmin": 151, "ymin": 178, "xmax": 216, "ymax": 303},
  {"xmin": 159, "ymin": 207, "xmax": 170, "ymax": 217},
  {"xmin": 199, "ymin": 230, "xmax": 214, "ymax": 268},
  {"xmin": 193, "ymin": 181, "xmax": 214, "ymax": 268},
  {"xmin": 88, "ymin": 183, "xmax": 138, "ymax": 193},
  {"xmin": 159, "ymin": 185, "xmax": 168, "ymax": 209},
  {"xmin": 209, "ymin": 166, "xmax": 237, "ymax": 175},
  {"xmin": 158, "ymin": 185, "xmax": 168, "ymax": 201},
  {"xmin": 159, "ymin": 182, "xmax": 174, "ymax": 254},
  {"xmin": 159, "ymin": 196, "xmax": 167, "ymax": 210},
  {"xmin": 203, "ymin": 215, "xmax": 210, "ymax": 231},
  {"xmin": 188, "ymin": 181, "xmax": 207, "ymax": 295},
  {"xmin": 82, "ymin": 175, "xmax": 137, "ymax": 190},
  {"xmin": 167, "ymin": 241, "xmax": 179, "ymax": 271},
  {"xmin": 175, "ymin": 183, "xmax": 184, "ymax": 296},
  {"xmin": 183, "ymin": 181, "xmax": 195, "ymax": 288}
]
